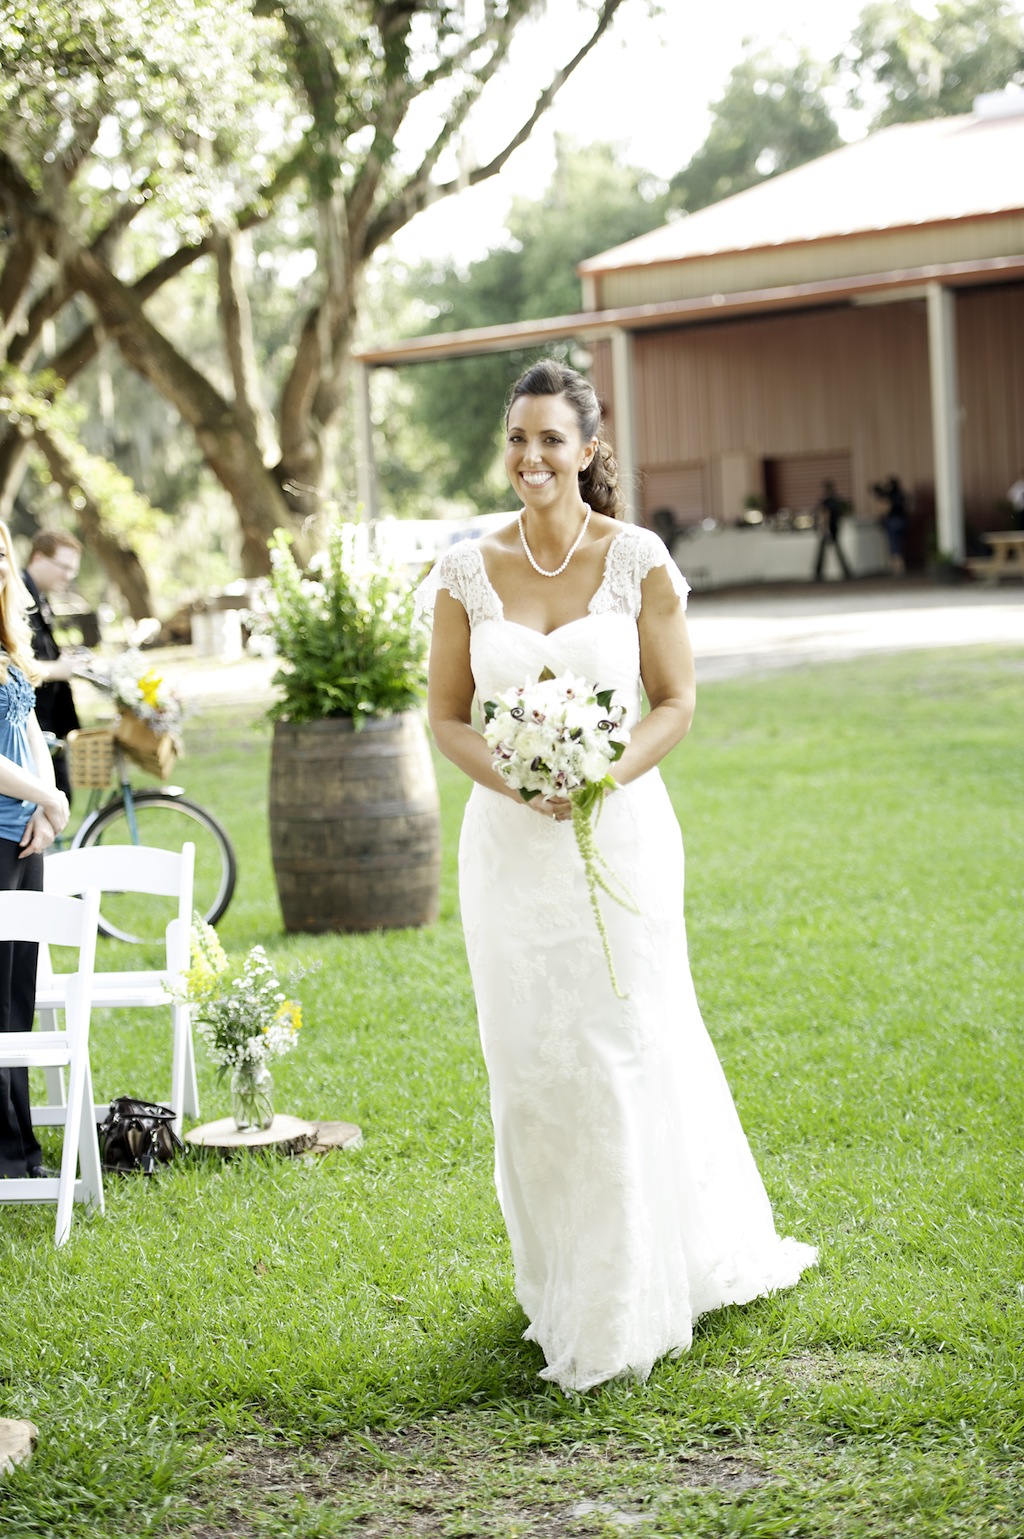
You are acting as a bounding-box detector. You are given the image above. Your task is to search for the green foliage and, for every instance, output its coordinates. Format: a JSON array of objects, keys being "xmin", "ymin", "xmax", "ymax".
[
  {"xmin": 254, "ymin": 524, "xmax": 427, "ymax": 724},
  {"xmin": 0, "ymin": 364, "xmax": 169, "ymax": 559},
  {"xmin": 0, "ymin": 0, "xmax": 289, "ymax": 230},
  {"xmin": 1, "ymin": 0, "xmax": 624, "ymax": 578},
  {"xmin": 669, "ymin": 47, "xmax": 842, "ymax": 212},
  {"xmin": 0, "ymin": 647, "xmax": 1022, "ymax": 1536},
  {"xmin": 840, "ymin": 0, "xmax": 1024, "ymax": 126},
  {"xmin": 377, "ymin": 141, "xmax": 669, "ymax": 512}
]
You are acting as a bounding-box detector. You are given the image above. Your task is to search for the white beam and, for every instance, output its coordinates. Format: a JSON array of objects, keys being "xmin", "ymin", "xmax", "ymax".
[
  {"xmin": 926, "ymin": 282, "xmax": 965, "ymax": 561},
  {"xmin": 353, "ymin": 359, "xmax": 378, "ymax": 523},
  {"xmin": 609, "ymin": 330, "xmax": 638, "ymax": 524}
]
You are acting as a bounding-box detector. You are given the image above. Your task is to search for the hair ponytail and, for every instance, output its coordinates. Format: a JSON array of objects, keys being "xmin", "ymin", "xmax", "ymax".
[{"xmin": 580, "ymin": 437, "xmax": 625, "ymax": 519}]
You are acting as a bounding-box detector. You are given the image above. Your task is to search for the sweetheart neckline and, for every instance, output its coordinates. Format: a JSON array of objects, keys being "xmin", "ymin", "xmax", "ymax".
[
  {"xmin": 476, "ymin": 612, "xmax": 630, "ymax": 640},
  {"xmin": 470, "ymin": 531, "xmax": 630, "ymax": 637}
]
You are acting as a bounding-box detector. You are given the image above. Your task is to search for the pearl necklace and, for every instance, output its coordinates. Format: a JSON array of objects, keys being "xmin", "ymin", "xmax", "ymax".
[{"xmin": 518, "ymin": 503, "xmax": 592, "ymax": 578}]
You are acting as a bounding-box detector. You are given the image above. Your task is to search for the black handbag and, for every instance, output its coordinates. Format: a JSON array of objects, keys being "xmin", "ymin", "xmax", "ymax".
[{"xmin": 97, "ymin": 1096, "xmax": 184, "ymax": 1174}]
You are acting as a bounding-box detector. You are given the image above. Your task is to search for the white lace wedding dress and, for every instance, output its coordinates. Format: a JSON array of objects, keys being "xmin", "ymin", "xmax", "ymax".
[{"xmin": 419, "ymin": 524, "xmax": 816, "ymax": 1393}]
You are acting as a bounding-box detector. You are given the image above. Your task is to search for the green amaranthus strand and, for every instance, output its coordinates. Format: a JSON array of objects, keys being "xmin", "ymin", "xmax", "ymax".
[{"xmin": 571, "ymin": 781, "xmax": 639, "ymax": 999}]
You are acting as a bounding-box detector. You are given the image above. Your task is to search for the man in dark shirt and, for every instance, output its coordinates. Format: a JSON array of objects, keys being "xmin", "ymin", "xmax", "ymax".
[
  {"xmin": 23, "ymin": 530, "xmax": 83, "ymax": 802},
  {"xmin": 813, "ymin": 480, "xmax": 852, "ymax": 581}
]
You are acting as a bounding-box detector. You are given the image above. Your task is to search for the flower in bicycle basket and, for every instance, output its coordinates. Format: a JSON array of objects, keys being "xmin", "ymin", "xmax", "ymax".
[
  {"xmin": 108, "ymin": 650, "xmax": 184, "ymax": 735},
  {"xmin": 138, "ymin": 670, "xmax": 162, "ymax": 711},
  {"xmin": 177, "ymin": 917, "xmax": 308, "ymax": 1076}
]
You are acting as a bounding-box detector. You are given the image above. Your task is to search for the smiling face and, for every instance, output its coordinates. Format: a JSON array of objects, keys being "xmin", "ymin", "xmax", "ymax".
[{"xmin": 504, "ymin": 393, "xmax": 597, "ymax": 512}]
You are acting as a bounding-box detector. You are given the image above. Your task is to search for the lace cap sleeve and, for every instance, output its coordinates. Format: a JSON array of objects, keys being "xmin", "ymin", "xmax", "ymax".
[
  {"xmin": 599, "ymin": 526, "xmax": 691, "ymax": 618},
  {"xmin": 413, "ymin": 539, "xmax": 501, "ymax": 630}
]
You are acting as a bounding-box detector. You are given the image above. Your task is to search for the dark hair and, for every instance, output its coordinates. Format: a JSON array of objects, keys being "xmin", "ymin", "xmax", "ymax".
[{"xmin": 505, "ymin": 359, "xmax": 626, "ymax": 519}]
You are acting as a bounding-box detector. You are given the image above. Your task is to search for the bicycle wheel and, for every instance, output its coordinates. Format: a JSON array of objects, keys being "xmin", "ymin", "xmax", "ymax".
[{"xmin": 74, "ymin": 792, "xmax": 237, "ymax": 944}]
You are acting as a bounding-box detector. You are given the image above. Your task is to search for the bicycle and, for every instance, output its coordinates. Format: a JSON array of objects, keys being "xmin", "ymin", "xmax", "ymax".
[{"xmin": 47, "ymin": 677, "xmax": 237, "ymax": 945}]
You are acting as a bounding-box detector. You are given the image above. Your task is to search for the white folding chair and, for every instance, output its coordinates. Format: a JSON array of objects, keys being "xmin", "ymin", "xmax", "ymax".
[
  {"xmin": 0, "ymin": 888, "xmax": 103, "ymax": 1246},
  {"xmin": 35, "ymin": 843, "xmax": 198, "ymax": 1136}
]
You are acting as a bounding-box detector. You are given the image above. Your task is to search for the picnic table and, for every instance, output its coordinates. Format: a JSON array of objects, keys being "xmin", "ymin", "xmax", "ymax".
[{"xmin": 966, "ymin": 531, "xmax": 1024, "ymax": 584}]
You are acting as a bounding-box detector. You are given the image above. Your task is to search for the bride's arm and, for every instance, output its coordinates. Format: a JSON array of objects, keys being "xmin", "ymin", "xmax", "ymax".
[
  {"xmin": 613, "ymin": 563, "xmax": 696, "ymax": 786},
  {"xmin": 427, "ymin": 588, "xmax": 522, "ymax": 802}
]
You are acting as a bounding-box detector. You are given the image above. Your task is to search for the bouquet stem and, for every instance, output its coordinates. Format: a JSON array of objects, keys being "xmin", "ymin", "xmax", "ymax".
[{"xmin": 571, "ymin": 783, "xmax": 638, "ymax": 999}]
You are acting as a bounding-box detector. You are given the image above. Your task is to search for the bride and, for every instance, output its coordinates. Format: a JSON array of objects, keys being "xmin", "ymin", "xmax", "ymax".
[{"xmin": 418, "ymin": 359, "xmax": 816, "ymax": 1393}]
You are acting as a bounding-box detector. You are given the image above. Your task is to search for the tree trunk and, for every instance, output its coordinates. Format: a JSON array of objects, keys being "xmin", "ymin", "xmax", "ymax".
[
  {"xmin": 31, "ymin": 427, "xmax": 155, "ymax": 619},
  {"xmin": 0, "ymin": 431, "xmax": 31, "ymax": 525},
  {"xmin": 65, "ymin": 248, "xmax": 292, "ymax": 575},
  {"xmin": 3, "ymin": 1, "xmax": 628, "ymax": 574},
  {"xmin": 0, "ymin": 232, "xmax": 40, "ymax": 363},
  {"xmin": 213, "ymin": 227, "xmax": 277, "ymax": 464}
]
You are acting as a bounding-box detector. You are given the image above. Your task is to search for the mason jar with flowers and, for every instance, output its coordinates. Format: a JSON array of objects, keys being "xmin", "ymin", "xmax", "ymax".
[
  {"xmin": 243, "ymin": 522, "xmax": 439, "ymax": 934},
  {"xmin": 179, "ymin": 919, "xmax": 303, "ymax": 1130}
]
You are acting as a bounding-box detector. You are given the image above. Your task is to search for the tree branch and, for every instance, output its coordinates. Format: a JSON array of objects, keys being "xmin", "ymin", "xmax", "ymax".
[
  {"xmin": 63, "ymin": 246, "xmax": 291, "ymax": 573},
  {"xmin": 0, "ymin": 232, "xmax": 41, "ymax": 364},
  {"xmin": 403, "ymin": 0, "xmax": 535, "ymax": 189},
  {"xmin": 0, "ymin": 429, "xmax": 32, "ymax": 525},
  {"xmin": 363, "ymin": 0, "xmax": 626, "ymax": 254},
  {"xmin": 12, "ymin": 152, "xmax": 295, "ymax": 385},
  {"xmin": 213, "ymin": 227, "xmax": 278, "ymax": 463},
  {"xmin": 28, "ymin": 423, "xmax": 155, "ymax": 619},
  {"xmin": 0, "ymin": 149, "xmax": 59, "ymax": 245}
]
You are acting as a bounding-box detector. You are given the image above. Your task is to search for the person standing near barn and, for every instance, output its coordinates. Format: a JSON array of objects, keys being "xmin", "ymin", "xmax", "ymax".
[
  {"xmin": 1007, "ymin": 470, "xmax": 1024, "ymax": 529},
  {"xmin": 872, "ymin": 476, "xmax": 910, "ymax": 575},
  {"xmin": 813, "ymin": 480, "xmax": 852, "ymax": 581}
]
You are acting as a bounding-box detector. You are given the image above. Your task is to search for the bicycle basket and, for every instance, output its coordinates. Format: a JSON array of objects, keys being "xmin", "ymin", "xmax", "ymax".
[
  {"xmin": 113, "ymin": 710, "xmax": 180, "ymax": 780},
  {"xmin": 66, "ymin": 727, "xmax": 116, "ymax": 790}
]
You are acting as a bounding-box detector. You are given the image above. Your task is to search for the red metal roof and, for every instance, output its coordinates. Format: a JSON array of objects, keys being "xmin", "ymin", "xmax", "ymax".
[
  {"xmin": 578, "ymin": 106, "xmax": 1024, "ymax": 276},
  {"xmin": 353, "ymin": 253, "xmax": 1024, "ymax": 367}
]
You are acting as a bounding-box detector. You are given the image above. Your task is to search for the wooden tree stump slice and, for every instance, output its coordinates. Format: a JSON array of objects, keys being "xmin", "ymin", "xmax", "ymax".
[
  {"xmin": 0, "ymin": 1419, "xmax": 38, "ymax": 1476},
  {"xmin": 185, "ymin": 1114, "xmax": 318, "ymax": 1156},
  {"xmin": 185, "ymin": 1115, "xmax": 363, "ymax": 1157},
  {"xmin": 307, "ymin": 1120, "xmax": 363, "ymax": 1153}
]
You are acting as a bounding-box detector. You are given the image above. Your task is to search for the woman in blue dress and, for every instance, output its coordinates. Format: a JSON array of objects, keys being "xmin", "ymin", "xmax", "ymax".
[{"xmin": 0, "ymin": 519, "xmax": 71, "ymax": 1177}]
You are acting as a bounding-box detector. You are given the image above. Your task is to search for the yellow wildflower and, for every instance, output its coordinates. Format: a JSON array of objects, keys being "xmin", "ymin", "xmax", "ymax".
[
  {"xmin": 138, "ymin": 669, "xmax": 164, "ymax": 710},
  {"xmin": 276, "ymin": 999, "xmax": 302, "ymax": 1032},
  {"xmin": 190, "ymin": 917, "xmax": 228, "ymax": 980}
]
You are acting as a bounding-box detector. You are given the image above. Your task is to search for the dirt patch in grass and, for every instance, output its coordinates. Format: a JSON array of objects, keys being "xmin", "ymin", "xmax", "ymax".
[
  {"xmin": 781, "ymin": 1346, "xmax": 916, "ymax": 1389},
  {"xmin": 182, "ymin": 1421, "xmax": 772, "ymax": 1537}
]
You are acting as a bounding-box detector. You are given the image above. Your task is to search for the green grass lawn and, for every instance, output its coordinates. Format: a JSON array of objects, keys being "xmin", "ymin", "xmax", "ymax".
[{"xmin": 2, "ymin": 647, "xmax": 1022, "ymax": 1538}]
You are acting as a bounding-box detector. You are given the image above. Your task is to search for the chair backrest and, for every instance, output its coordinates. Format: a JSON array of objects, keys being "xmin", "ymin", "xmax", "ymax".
[
  {"xmin": 42, "ymin": 843, "xmax": 195, "ymax": 977},
  {"xmin": 0, "ymin": 889, "xmax": 99, "ymax": 979},
  {"xmin": 44, "ymin": 844, "xmax": 193, "ymax": 903}
]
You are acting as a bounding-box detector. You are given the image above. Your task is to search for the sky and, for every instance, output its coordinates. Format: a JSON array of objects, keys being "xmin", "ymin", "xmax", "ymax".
[{"xmin": 387, "ymin": 0, "xmax": 878, "ymax": 266}]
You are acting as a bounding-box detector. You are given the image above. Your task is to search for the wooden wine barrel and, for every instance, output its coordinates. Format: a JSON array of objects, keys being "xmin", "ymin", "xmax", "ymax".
[{"xmin": 269, "ymin": 712, "xmax": 440, "ymax": 933}]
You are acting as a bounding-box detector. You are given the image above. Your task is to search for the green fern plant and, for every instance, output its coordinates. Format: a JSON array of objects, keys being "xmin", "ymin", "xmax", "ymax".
[{"xmin": 249, "ymin": 524, "xmax": 426, "ymax": 726}]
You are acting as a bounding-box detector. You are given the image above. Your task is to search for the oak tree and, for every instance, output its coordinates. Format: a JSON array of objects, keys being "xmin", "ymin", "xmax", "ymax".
[{"xmin": 0, "ymin": 0, "xmax": 625, "ymax": 606}]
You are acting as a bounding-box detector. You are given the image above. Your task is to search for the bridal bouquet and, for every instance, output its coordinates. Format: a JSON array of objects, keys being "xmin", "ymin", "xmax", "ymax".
[{"xmin": 483, "ymin": 669, "xmax": 637, "ymax": 997}]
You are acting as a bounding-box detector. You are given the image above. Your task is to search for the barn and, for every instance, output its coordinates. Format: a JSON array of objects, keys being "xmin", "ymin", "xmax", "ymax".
[{"xmin": 354, "ymin": 93, "xmax": 1024, "ymax": 586}]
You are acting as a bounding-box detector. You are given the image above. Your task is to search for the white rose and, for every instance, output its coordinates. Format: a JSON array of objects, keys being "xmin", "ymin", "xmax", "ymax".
[
  {"xmin": 579, "ymin": 749, "xmax": 612, "ymax": 784},
  {"xmin": 514, "ymin": 725, "xmax": 552, "ymax": 762}
]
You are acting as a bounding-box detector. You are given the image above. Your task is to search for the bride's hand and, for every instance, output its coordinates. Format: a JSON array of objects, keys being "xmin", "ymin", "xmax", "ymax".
[{"xmin": 532, "ymin": 794, "xmax": 572, "ymax": 823}]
